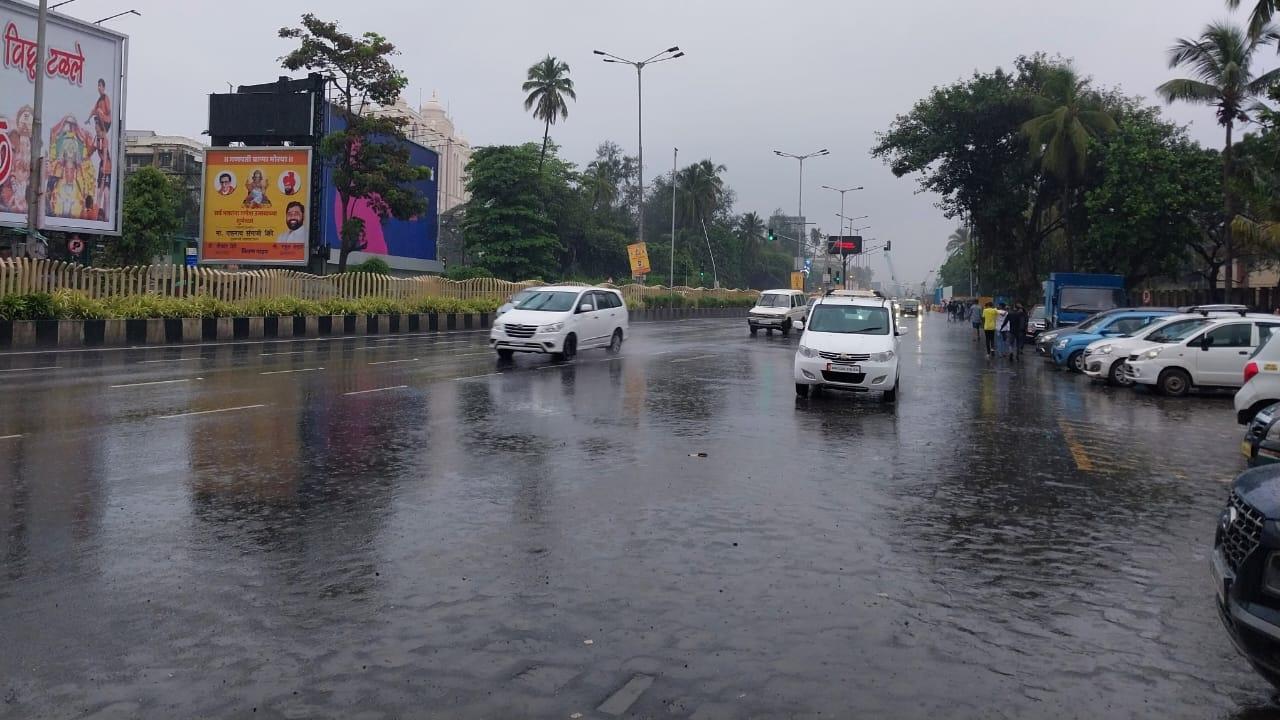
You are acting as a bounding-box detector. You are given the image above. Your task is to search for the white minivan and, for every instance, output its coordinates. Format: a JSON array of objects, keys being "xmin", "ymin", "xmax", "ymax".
[
  {"xmin": 794, "ymin": 292, "xmax": 905, "ymax": 401},
  {"xmin": 749, "ymin": 289, "xmax": 808, "ymax": 336},
  {"xmin": 489, "ymin": 286, "xmax": 628, "ymax": 361}
]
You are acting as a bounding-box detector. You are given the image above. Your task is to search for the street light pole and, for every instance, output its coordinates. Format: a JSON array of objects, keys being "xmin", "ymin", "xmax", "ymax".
[
  {"xmin": 670, "ymin": 146, "xmax": 677, "ymax": 287},
  {"xmin": 774, "ymin": 149, "xmax": 829, "ymax": 288},
  {"xmin": 595, "ymin": 46, "xmax": 685, "ymax": 253}
]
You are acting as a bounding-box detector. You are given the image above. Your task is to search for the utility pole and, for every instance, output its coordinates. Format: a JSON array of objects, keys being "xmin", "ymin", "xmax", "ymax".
[
  {"xmin": 670, "ymin": 146, "xmax": 677, "ymax": 287},
  {"xmin": 25, "ymin": 0, "xmax": 49, "ymax": 239}
]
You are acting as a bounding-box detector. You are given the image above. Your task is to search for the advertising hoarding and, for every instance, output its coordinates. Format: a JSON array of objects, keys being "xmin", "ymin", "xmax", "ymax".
[
  {"xmin": 0, "ymin": 0, "xmax": 127, "ymax": 234},
  {"xmin": 626, "ymin": 242, "xmax": 650, "ymax": 277},
  {"xmin": 319, "ymin": 104, "xmax": 439, "ymax": 270},
  {"xmin": 200, "ymin": 147, "xmax": 312, "ymax": 265}
]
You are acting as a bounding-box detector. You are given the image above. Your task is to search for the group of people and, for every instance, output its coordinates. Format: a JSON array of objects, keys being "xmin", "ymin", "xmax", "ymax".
[{"xmin": 951, "ymin": 299, "xmax": 1029, "ymax": 359}]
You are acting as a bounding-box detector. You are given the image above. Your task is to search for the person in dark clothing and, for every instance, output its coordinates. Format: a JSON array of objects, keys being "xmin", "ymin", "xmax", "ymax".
[{"xmin": 1005, "ymin": 303, "xmax": 1029, "ymax": 359}]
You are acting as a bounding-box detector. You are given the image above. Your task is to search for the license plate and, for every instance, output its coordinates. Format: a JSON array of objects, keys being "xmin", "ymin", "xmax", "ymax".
[
  {"xmin": 1244, "ymin": 440, "xmax": 1255, "ymax": 459},
  {"xmin": 827, "ymin": 363, "xmax": 861, "ymax": 374}
]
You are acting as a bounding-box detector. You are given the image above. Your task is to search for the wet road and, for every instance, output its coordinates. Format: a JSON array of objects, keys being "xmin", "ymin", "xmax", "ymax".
[{"xmin": 0, "ymin": 314, "xmax": 1272, "ymax": 719}]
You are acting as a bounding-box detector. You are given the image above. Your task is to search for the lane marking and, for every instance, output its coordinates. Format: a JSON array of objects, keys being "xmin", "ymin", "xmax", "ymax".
[
  {"xmin": 260, "ymin": 350, "xmax": 307, "ymax": 357},
  {"xmin": 110, "ymin": 378, "xmax": 202, "ymax": 389},
  {"xmin": 1058, "ymin": 419, "xmax": 1095, "ymax": 472},
  {"xmin": 0, "ymin": 365, "xmax": 59, "ymax": 373},
  {"xmin": 0, "ymin": 328, "xmax": 492, "ymax": 357},
  {"xmin": 0, "ymin": 434, "xmax": 22, "ymax": 440},
  {"xmin": 670, "ymin": 354, "xmax": 717, "ymax": 363},
  {"xmin": 260, "ymin": 367, "xmax": 324, "ymax": 375},
  {"xmin": 453, "ymin": 372, "xmax": 502, "ymax": 381},
  {"xmin": 368, "ymin": 358, "xmax": 419, "ymax": 365},
  {"xmin": 344, "ymin": 385, "xmax": 409, "ymax": 396},
  {"xmin": 157, "ymin": 404, "xmax": 266, "ymax": 419},
  {"xmin": 138, "ymin": 358, "xmax": 200, "ymax": 364}
]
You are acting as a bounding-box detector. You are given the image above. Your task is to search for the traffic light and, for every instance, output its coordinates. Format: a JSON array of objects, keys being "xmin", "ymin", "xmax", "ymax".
[
  {"xmin": 885, "ymin": 241, "xmax": 892, "ymax": 252},
  {"xmin": 767, "ymin": 229, "xmax": 776, "ymax": 242},
  {"xmin": 834, "ymin": 271, "xmax": 842, "ymax": 284},
  {"xmin": 699, "ymin": 267, "xmax": 706, "ymax": 281}
]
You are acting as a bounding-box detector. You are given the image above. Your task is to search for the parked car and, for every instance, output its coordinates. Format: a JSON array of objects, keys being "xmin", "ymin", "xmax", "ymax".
[
  {"xmin": 1082, "ymin": 315, "xmax": 1214, "ymax": 386},
  {"xmin": 1036, "ymin": 307, "xmax": 1178, "ymax": 359},
  {"xmin": 1124, "ymin": 315, "xmax": 1280, "ymax": 396},
  {"xmin": 497, "ymin": 289, "xmax": 537, "ymax": 317},
  {"xmin": 1027, "ymin": 305, "xmax": 1047, "ymax": 339},
  {"xmin": 794, "ymin": 292, "xmax": 905, "ymax": 401},
  {"xmin": 748, "ymin": 289, "xmax": 809, "ymax": 336},
  {"xmin": 1236, "ymin": 330, "xmax": 1280, "ymax": 423},
  {"xmin": 1241, "ymin": 402, "xmax": 1280, "ymax": 467},
  {"xmin": 1051, "ymin": 310, "xmax": 1176, "ymax": 372},
  {"xmin": 1212, "ymin": 464, "xmax": 1280, "ymax": 689},
  {"xmin": 489, "ymin": 286, "xmax": 628, "ymax": 361}
]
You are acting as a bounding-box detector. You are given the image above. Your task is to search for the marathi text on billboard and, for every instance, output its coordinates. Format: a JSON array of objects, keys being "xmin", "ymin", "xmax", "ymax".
[
  {"xmin": 0, "ymin": 1, "xmax": 127, "ymax": 234},
  {"xmin": 200, "ymin": 147, "xmax": 312, "ymax": 265},
  {"xmin": 627, "ymin": 242, "xmax": 650, "ymax": 277}
]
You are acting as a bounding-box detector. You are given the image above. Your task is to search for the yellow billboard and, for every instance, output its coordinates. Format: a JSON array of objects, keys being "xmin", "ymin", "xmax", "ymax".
[
  {"xmin": 790, "ymin": 271, "xmax": 805, "ymax": 291},
  {"xmin": 200, "ymin": 147, "xmax": 312, "ymax": 265},
  {"xmin": 627, "ymin": 242, "xmax": 651, "ymax": 277}
]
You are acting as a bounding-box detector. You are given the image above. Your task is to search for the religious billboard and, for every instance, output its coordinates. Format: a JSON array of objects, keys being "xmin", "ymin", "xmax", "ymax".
[
  {"xmin": 0, "ymin": 1, "xmax": 127, "ymax": 234},
  {"xmin": 199, "ymin": 147, "xmax": 312, "ymax": 265}
]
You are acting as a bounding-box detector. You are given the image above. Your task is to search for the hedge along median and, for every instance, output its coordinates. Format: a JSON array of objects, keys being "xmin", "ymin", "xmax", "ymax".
[{"xmin": 0, "ymin": 290, "xmax": 754, "ymax": 348}]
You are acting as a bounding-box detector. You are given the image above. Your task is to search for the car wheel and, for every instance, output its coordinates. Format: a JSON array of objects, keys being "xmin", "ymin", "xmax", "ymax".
[
  {"xmin": 1107, "ymin": 360, "xmax": 1131, "ymax": 386},
  {"xmin": 882, "ymin": 376, "xmax": 899, "ymax": 403},
  {"xmin": 795, "ymin": 383, "xmax": 810, "ymax": 398},
  {"xmin": 1068, "ymin": 350, "xmax": 1085, "ymax": 373},
  {"xmin": 552, "ymin": 334, "xmax": 577, "ymax": 362},
  {"xmin": 607, "ymin": 329, "xmax": 623, "ymax": 354},
  {"xmin": 781, "ymin": 319, "xmax": 792, "ymax": 337},
  {"xmin": 1158, "ymin": 367, "xmax": 1192, "ymax": 397},
  {"xmin": 1246, "ymin": 400, "xmax": 1276, "ymax": 425},
  {"xmin": 750, "ymin": 325, "xmax": 758, "ymax": 336},
  {"xmin": 497, "ymin": 349, "xmax": 514, "ymax": 361}
]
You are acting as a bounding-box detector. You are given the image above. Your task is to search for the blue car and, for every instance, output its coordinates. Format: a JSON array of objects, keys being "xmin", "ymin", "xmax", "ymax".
[{"xmin": 1051, "ymin": 310, "xmax": 1177, "ymax": 372}]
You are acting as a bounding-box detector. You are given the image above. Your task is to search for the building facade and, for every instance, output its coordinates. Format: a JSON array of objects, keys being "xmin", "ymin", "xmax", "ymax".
[
  {"xmin": 123, "ymin": 130, "xmax": 206, "ymax": 243},
  {"xmin": 373, "ymin": 92, "xmax": 472, "ymax": 214}
]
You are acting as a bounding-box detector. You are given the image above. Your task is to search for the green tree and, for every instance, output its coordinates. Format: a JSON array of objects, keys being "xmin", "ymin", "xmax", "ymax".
[
  {"xmin": 1227, "ymin": 0, "xmax": 1279, "ymax": 38},
  {"xmin": 945, "ymin": 226, "xmax": 971, "ymax": 256},
  {"xmin": 676, "ymin": 160, "xmax": 728, "ymax": 287},
  {"xmin": 461, "ymin": 145, "xmax": 562, "ymax": 280},
  {"xmin": 523, "ymin": 55, "xmax": 576, "ymax": 173},
  {"xmin": 109, "ymin": 166, "xmax": 180, "ymax": 266},
  {"xmin": 1157, "ymin": 20, "xmax": 1280, "ymax": 295},
  {"xmin": 279, "ymin": 14, "xmax": 431, "ymax": 273},
  {"xmin": 1022, "ymin": 64, "xmax": 1117, "ymax": 269}
]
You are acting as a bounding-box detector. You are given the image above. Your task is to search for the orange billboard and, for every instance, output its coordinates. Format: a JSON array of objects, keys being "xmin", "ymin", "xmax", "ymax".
[{"xmin": 200, "ymin": 147, "xmax": 311, "ymax": 265}]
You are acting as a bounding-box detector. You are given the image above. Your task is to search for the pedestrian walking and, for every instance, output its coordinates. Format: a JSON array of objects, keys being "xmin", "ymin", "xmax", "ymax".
[
  {"xmin": 982, "ymin": 302, "xmax": 998, "ymax": 355},
  {"xmin": 996, "ymin": 303, "xmax": 1010, "ymax": 357},
  {"xmin": 1006, "ymin": 303, "xmax": 1029, "ymax": 359},
  {"xmin": 968, "ymin": 301, "xmax": 982, "ymax": 342}
]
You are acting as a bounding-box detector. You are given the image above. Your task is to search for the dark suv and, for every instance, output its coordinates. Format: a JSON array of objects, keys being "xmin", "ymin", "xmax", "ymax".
[{"xmin": 1214, "ymin": 464, "xmax": 1280, "ymax": 688}]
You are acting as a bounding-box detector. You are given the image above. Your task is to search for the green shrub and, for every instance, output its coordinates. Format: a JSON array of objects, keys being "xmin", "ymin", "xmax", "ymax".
[
  {"xmin": 51, "ymin": 290, "xmax": 111, "ymax": 320},
  {"xmin": 347, "ymin": 258, "xmax": 392, "ymax": 275},
  {"xmin": 0, "ymin": 293, "xmax": 57, "ymax": 321},
  {"xmin": 641, "ymin": 293, "xmax": 692, "ymax": 310}
]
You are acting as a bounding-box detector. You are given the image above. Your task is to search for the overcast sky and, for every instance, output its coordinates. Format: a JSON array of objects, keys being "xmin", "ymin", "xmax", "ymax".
[{"xmin": 57, "ymin": 0, "xmax": 1261, "ymax": 285}]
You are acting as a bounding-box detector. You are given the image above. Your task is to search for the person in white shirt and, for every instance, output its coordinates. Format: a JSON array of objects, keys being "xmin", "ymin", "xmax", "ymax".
[{"xmin": 279, "ymin": 201, "xmax": 307, "ymax": 244}]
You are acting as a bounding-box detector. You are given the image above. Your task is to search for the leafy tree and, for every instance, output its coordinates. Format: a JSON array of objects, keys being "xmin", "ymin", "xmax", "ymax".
[
  {"xmin": 1227, "ymin": 0, "xmax": 1279, "ymax": 38},
  {"xmin": 523, "ymin": 56, "xmax": 576, "ymax": 172},
  {"xmin": 279, "ymin": 14, "xmax": 431, "ymax": 272},
  {"xmin": 109, "ymin": 166, "xmax": 180, "ymax": 266},
  {"xmin": 938, "ymin": 242, "xmax": 973, "ymax": 295},
  {"xmin": 346, "ymin": 257, "xmax": 391, "ymax": 274},
  {"xmin": 461, "ymin": 144, "xmax": 562, "ymax": 280},
  {"xmin": 945, "ymin": 226, "xmax": 971, "ymax": 256},
  {"xmin": 1157, "ymin": 20, "xmax": 1280, "ymax": 295},
  {"xmin": 1022, "ymin": 64, "xmax": 1117, "ymax": 269}
]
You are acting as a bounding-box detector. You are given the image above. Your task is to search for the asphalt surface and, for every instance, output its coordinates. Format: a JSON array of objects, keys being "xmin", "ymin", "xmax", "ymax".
[{"xmin": 0, "ymin": 314, "xmax": 1272, "ymax": 719}]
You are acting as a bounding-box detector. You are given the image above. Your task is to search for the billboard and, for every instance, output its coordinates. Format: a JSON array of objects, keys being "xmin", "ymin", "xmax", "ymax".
[
  {"xmin": 626, "ymin": 242, "xmax": 650, "ymax": 276},
  {"xmin": 199, "ymin": 147, "xmax": 312, "ymax": 265},
  {"xmin": 826, "ymin": 235, "xmax": 863, "ymax": 255},
  {"xmin": 319, "ymin": 103, "xmax": 438, "ymax": 270},
  {"xmin": 0, "ymin": 1, "xmax": 127, "ymax": 234}
]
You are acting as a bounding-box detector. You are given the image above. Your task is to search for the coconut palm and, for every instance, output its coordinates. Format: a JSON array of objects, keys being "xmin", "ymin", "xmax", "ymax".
[
  {"xmin": 1158, "ymin": 21, "xmax": 1280, "ymax": 294},
  {"xmin": 522, "ymin": 55, "xmax": 576, "ymax": 172},
  {"xmin": 584, "ymin": 157, "xmax": 620, "ymax": 210},
  {"xmin": 1022, "ymin": 65, "xmax": 1117, "ymax": 269},
  {"xmin": 945, "ymin": 226, "xmax": 971, "ymax": 257},
  {"xmin": 1227, "ymin": 0, "xmax": 1280, "ymax": 38},
  {"xmin": 677, "ymin": 160, "xmax": 727, "ymax": 287}
]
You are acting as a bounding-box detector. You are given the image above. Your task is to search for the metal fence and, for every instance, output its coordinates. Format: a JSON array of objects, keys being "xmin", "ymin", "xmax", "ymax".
[{"xmin": 0, "ymin": 258, "xmax": 758, "ymax": 304}]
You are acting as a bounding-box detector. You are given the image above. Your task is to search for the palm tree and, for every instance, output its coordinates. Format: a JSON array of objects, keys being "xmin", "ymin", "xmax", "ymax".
[
  {"xmin": 1022, "ymin": 65, "xmax": 1117, "ymax": 270},
  {"xmin": 584, "ymin": 158, "xmax": 620, "ymax": 210},
  {"xmin": 945, "ymin": 226, "xmax": 971, "ymax": 257},
  {"xmin": 1227, "ymin": 0, "xmax": 1279, "ymax": 38},
  {"xmin": 677, "ymin": 160, "xmax": 727, "ymax": 287},
  {"xmin": 522, "ymin": 55, "xmax": 576, "ymax": 172},
  {"xmin": 1158, "ymin": 21, "xmax": 1280, "ymax": 295}
]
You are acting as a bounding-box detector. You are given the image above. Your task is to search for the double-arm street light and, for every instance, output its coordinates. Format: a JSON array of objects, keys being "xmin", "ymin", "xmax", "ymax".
[
  {"xmin": 774, "ymin": 149, "xmax": 829, "ymax": 270},
  {"xmin": 594, "ymin": 46, "xmax": 685, "ymax": 254},
  {"xmin": 835, "ymin": 212, "xmax": 868, "ymax": 236},
  {"xmin": 822, "ymin": 185, "xmax": 863, "ymax": 243}
]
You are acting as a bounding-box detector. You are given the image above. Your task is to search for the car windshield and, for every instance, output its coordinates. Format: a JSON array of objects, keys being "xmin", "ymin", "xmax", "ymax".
[
  {"xmin": 1146, "ymin": 318, "xmax": 1207, "ymax": 343},
  {"xmin": 902, "ymin": 301, "xmax": 919, "ymax": 308},
  {"xmin": 1030, "ymin": 306, "xmax": 1046, "ymax": 320},
  {"xmin": 517, "ymin": 291, "xmax": 579, "ymax": 312},
  {"xmin": 1075, "ymin": 312, "xmax": 1113, "ymax": 332},
  {"xmin": 808, "ymin": 305, "xmax": 890, "ymax": 334},
  {"xmin": 1060, "ymin": 287, "xmax": 1125, "ymax": 315},
  {"xmin": 510, "ymin": 290, "xmax": 536, "ymax": 305},
  {"xmin": 757, "ymin": 294, "xmax": 790, "ymax": 308}
]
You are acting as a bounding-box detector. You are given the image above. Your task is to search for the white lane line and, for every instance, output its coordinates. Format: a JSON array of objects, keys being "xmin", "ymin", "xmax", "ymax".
[
  {"xmin": 344, "ymin": 385, "xmax": 409, "ymax": 396},
  {"xmin": 0, "ymin": 434, "xmax": 22, "ymax": 440},
  {"xmin": 650, "ymin": 351, "xmax": 674, "ymax": 355},
  {"xmin": 260, "ymin": 350, "xmax": 307, "ymax": 357},
  {"xmin": 453, "ymin": 372, "xmax": 503, "ymax": 381},
  {"xmin": 670, "ymin": 354, "xmax": 717, "ymax": 363},
  {"xmin": 110, "ymin": 378, "xmax": 202, "ymax": 389},
  {"xmin": 259, "ymin": 367, "xmax": 324, "ymax": 375},
  {"xmin": 0, "ymin": 365, "xmax": 59, "ymax": 373},
  {"xmin": 157, "ymin": 404, "xmax": 266, "ymax": 420},
  {"xmin": 368, "ymin": 358, "xmax": 419, "ymax": 365},
  {"xmin": 138, "ymin": 358, "xmax": 200, "ymax": 364}
]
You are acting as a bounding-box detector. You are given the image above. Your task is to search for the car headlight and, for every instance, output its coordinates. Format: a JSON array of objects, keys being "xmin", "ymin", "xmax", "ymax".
[
  {"xmin": 1144, "ymin": 347, "xmax": 1164, "ymax": 359},
  {"xmin": 798, "ymin": 344, "xmax": 818, "ymax": 358},
  {"xmin": 870, "ymin": 350, "xmax": 895, "ymax": 362},
  {"xmin": 1266, "ymin": 421, "xmax": 1280, "ymax": 442},
  {"xmin": 1055, "ymin": 338, "xmax": 1069, "ymax": 349},
  {"xmin": 492, "ymin": 323, "xmax": 505, "ymax": 332},
  {"xmin": 1097, "ymin": 344, "xmax": 1113, "ymax": 355},
  {"xmin": 1264, "ymin": 553, "xmax": 1280, "ymax": 598},
  {"xmin": 1041, "ymin": 332, "xmax": 1059, "ymax": 343},
  {"xmin": 537, "ymin": 322, "xmax": 565, "ymax": 334}
]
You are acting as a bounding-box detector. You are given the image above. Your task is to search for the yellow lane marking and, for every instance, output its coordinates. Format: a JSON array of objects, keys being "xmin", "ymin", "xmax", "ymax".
[{"xmin": 1059, "ymin": 419, "xmax": 1095, "ymax": 472}]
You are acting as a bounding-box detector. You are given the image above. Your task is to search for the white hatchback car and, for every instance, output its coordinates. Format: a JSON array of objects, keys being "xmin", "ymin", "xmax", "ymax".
[
  {"xmin": 794, "ymin": 293, "xmax": 905, "ymax": 401},
  {"xmin": 1236, "ymin": 332, "xmax": 1280, "ymax": 423},
  {"xmin": 1082, "ymin": 314, "xmax": 1218, "ymax": 385},
  {"xmin": 1124, "ymin": 315, "xmax": 1280, "ymax": 396},
  {"xmin": 490, "ymin": 286, "xmax": 628, "ymax": 361},
  {"xmin": 749, "ymin": 289, "xmax": 808, "ymax": 336}
]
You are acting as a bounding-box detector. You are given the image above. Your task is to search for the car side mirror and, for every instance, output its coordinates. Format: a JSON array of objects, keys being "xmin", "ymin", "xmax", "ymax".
[
  {"xmin": 795, "ymin": 320, "xmax": 805, "ymax": 331},
  {"xmin": 579, "ymin": 303, "xmax": 594, "ymax": 313},
  {"xmin": 896, "ymin": 327, "xmax": 908, "ymax": 336}
]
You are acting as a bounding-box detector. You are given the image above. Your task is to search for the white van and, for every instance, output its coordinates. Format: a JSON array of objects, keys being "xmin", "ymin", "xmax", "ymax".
[
  {"xmin": 489, "ymin": 286, "xmax": 628, "ymax": 361},
  {"xmin": 749, "ymin": 289, "xmax": 808, "ymax": 336}
]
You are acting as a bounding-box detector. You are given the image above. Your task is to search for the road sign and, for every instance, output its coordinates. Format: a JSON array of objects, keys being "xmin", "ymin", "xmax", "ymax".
[
  {"xmin": 185, "ymin": 247, "xmax": 198, "ymax": 267},
  {"xmin": 626, "ymin": 242, "xmax": 651, "ymax": 276},
  {"xmin": 790, "ymin": 271, "xmax": 805, "ymax": 291},
  {"xmin": 826, "ymin": 236, "xmax": 863, "ymax": 255},
  {"xmin": 67, "ymin": 237, "xmax": 84, "ymax": 255}
]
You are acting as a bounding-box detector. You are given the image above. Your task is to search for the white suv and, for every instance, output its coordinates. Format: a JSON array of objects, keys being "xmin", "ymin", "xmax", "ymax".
[
  {"xmin": 794, "ymin": 293, "xmax": 905, "ymax": 401},
  {"xmin": 490, "ymin": 286, "xmax": 628, "ymax": 361},
  {"xmin": 1124, "ymin": 315, "xmax": 1280, "ymax": 396},
  {"xmin": 1235, "ymin": 332, "xmax": 1280, "ymax": 423},
  {"xmin": 749, "ymin": 289, "xmax": 808, "ymax": 336}
]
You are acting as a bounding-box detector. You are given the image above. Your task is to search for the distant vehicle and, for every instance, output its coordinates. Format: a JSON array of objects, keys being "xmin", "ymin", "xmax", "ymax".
[
  {"xmin": 1124, "ymin": 315, "xmax": 1280, "ymax": 396},
  {"xmin": 1240, "ymin": 402, "xmax": 1280, "ymax": 466},
  {"xmin": 1051, "ymin": 310, "xmax": 1177, "ymax": 372},
  {"xmin": 1212, "ymin": 464, "xmax": 1280, "ymax": 689},
  {"xmin": 1236, "ymin": 330, "xmax": 1280, "ymax": 423},
  {"xmin": 748, "ymin": 289, "xmax": 808, "ymax": 336},
  {"xmin": 497, "ymin": 289, "xmax": 537, "ymax": 316},
  {"xmin": 898, "ymin": 299, "xmax": 921, "ymax": 317},
  {"xmin": 794, "ymin": 292, "xmax": 905, "ymax": 401},
  {"xmin": 1027, "ymin": 305, "xmax": 1047, "ymax": 338},
  {"xmin": 1043, "ymin": 272, "xmax": 1127, "ymax": 328},
  {"xmin": 490, "ymin": 286, "xmax": 628, "ymax": 361}
]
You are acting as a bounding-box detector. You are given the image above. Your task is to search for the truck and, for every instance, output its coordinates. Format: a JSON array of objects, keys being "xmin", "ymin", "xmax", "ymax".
[{"xmin": 1042, "ymin": 272, "xmax": 1126, "ymax": 328}]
